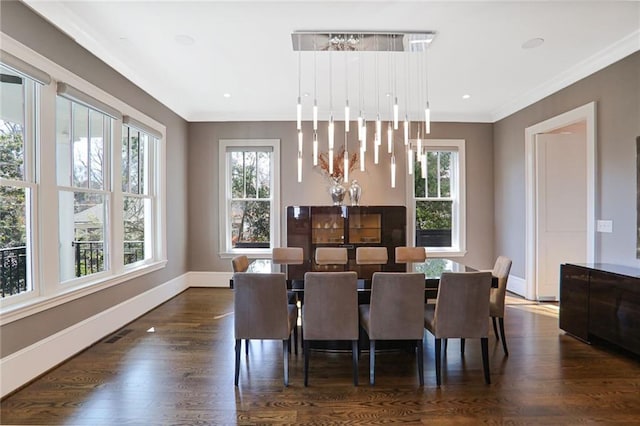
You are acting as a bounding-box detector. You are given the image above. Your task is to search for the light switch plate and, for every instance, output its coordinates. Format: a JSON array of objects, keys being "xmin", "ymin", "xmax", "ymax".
[{"xmin": 597, "ymin": 220, "xmax": 613, "ymax": 233}]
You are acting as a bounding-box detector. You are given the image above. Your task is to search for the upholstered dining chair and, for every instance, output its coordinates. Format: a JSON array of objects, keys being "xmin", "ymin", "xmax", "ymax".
[
  {"xmin": 233, "ymin": 272, "xmax": 298, "ymax": 387},
  {"xmin": 490, "ymin": 256, "xmax": 513, "ymax": 355},
  {"xmin": 424, "ymin": 271, "xmax": 492, "ymax": 386},
  {"xmin": 231, "ymin": 255, "xmax": 250, "ymax": 273},
  {"xmin": 315, "ymin": 247, "xmax": 348, "ymax": 268},
  {"xmin": 356, "ymin": 247, "xmax": 388, "ymax": 279},
  {"xmin": 395, "ymin": 246, "xmax": 426, "ymax": 271},
  {"xmin": 359, "ymin": 272, "xmax": 426, "ymax": 385},
  {"xmin": 302, "ymin": 271, "xmax": 359, "ymax": 386},
  {"xmin": 272, "ymin": 247, "xmax": 305, "ymax": 341}
]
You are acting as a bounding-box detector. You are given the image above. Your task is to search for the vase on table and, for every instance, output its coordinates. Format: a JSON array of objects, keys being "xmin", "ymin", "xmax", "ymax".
[
  {"xmin": 348, "ymin": 180, "xmax": 362, "ymax": 206},
  {"xmin": 328, "ymin": 177, "xmax": 346, "ymax": 205}
]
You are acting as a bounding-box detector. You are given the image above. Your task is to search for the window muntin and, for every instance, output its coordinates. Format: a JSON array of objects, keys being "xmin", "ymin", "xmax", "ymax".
[
  {"xmin": 0, "ymin": 64, "xmax": 36, "ymax": 299},
  {"xmin": 410, "ymin": 140, "xmax": 465, "ymax": 255},
  {"xmin": 219, "ymin": 140, "xmax": 280, "ymax": 255},
  {"xmin": 56, "ymin": 96, "xmax": 112, "ymax": 282}
]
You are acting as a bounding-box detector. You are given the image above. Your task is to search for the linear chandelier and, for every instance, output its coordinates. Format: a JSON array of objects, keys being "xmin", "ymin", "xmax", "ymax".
[{"xmin": 292, "ymin": 31, "xmax": 436, "ymax": 187}]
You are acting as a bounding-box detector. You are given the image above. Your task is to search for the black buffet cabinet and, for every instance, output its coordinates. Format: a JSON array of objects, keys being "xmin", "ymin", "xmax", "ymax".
[
  {"xmin": 560, "ymin": 263, "xmax": 640, "ymax": 356},
  {"xmin": 286, "ymin": 206, "xmax": 406, "ymax": 280}
]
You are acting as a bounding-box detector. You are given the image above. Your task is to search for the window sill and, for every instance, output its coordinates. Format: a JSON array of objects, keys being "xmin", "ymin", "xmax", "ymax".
[
  {"xmin": 219, "ymin": 249, "xmax": 272, "ymax": 259},
  {"xmin": 425, "ymin": 249, "xmax": 467, "ymax": 258},
  {"xmin": 0, "ymin": 259, "xmax": 167, "ymax": 326}
]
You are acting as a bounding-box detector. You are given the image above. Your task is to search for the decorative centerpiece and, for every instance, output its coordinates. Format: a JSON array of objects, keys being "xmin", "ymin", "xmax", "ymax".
[
  {"xmin": 318, "ymin": 148, "xmax": 358, "ymax": 206},
  {"xmin": 348, "ymin": 180, "xmax": 362, "ymax": 206}
]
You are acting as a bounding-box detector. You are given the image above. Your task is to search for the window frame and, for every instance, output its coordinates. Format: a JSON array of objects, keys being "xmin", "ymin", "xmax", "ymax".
[
  {"xmin": 0, "ymin": 34, "xmax": 167, "ymax": 324},
  {"xmin": 406, "ymin": 139, "xmax": 466, "ymax": 257},
  {"xmin": 218, "ymin": 139, "xmax": 280, "ymax": 258}
]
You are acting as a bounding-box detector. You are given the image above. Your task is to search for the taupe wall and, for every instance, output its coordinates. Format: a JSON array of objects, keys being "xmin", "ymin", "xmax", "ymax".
[
  {"xmin": 188, "ymin": 121, "xmax": 495, "ymax": 272},
  {"xmin": 0, "ymin": 1, "xmax": 189, "ymax": 357},
  {"xmin": 494, "ymin": 51, "xmax": 640, "ymax": 277}
]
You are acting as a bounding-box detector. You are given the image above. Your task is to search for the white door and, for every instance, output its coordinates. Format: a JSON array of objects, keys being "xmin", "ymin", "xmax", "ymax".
[{"xmin": 535, "ymin": 132, "xmax": 587, "ymax": 301}]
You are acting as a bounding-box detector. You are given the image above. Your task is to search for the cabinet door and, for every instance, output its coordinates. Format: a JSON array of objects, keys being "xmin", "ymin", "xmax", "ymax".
[
  {"xmin": 559, "ymin": 264, "xmax": 590, "ymax": 342},
  {"xmin": 310, "ymin": 206, "xmax": 348, "ymax": 272},
  {"xmin": 286, "ymin": 206, "xmax": 311, "ymax": 280}
]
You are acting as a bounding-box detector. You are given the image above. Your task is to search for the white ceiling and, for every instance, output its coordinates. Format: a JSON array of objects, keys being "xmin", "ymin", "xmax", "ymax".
[{"xmin": 23, "ymin": 1, "xmax": 640, "ymax": 123}]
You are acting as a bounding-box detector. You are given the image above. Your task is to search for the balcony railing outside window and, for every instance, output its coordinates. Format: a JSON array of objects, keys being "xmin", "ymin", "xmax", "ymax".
[{"xmin": 0, "ymin": 247, "xmax": 27, "ymax": 298}]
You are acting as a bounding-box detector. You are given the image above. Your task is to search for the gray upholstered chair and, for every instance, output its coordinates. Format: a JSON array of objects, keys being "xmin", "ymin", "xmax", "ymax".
[
  {"xmin": 356, "ymin": 247, "xmax": 388, "ymax": 279},
  {"xmin": 231, "ymin": 255, "xmax": 250, "ymax": 273},
  {"xmin": 302, "ymin": 271, "xmax": 359, "ymax": 386},
  {"xmin": 315, "ymin": 247, "xmax": 348, "ymax": 269},
  {"xmin": 272, "ymin": 247, "xmax": 304, "ymax": 272},
  {"xmin": 424, "ymin": 271, "xmax": 492, "ymax": 386},
  {"xmin": 490, "ymin": 256, "xmax": 513, "ymax": 355},
  {"xmin": 233, "ymin": 272, "xmax": 298, "ymax": 386},
  {"xmin": 359, "ymin": 272, "xmax": 426, "ymax": 385},
  {"xmin": 395, "ymin": 246, "xmax": 426, "ymax": 271}
]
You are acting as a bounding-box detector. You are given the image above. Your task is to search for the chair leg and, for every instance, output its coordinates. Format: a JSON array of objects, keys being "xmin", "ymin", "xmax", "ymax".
[
  {"xmin": 352, "ymin": 340, "xmax": 359, "ymax": 386},
  {"xmin": 435, "ymin": 338, "xmax": 442, "ymax": 386},
  {"xmin": 492, "ymin": 316, "xmax": 499, "ymax": 341},
  {"xmin": 481, "ymin": 337, "xmax": 491, "ymax": 385},
  {"xmin": 369, "ymin": 340, "xmax": 376, "ymax": 385},
  {"xmin": 444, "ymin": 338, "xmax": 448, "ymax": 351},
  {"xmin": 498, "ymin": 317, "xmax": 509, "ymax": 356},
  {"xmin": 417, "ymin": 339, "xmax": 424, "ymax": 386},
  {"xmin": 461, "ymin": 338, "xmax": 466, "ymax": 355},
  {"xmin": 234, "ymin": 339, "xmax": 241, "ymax": 386},
  {"xmin": 283, "ymin": 340, "xmax": 289, "ymax": 387},
  {"xmin": 303, "ymin": 340, "xmax": 310, "ymax": 387},
  {"xmin": 245, "ymin": 339, "xmax": 249, "ymax": 356},
  {"xmin": 293, "ymin": 325, "xmax": 298, "ymax": 355}
]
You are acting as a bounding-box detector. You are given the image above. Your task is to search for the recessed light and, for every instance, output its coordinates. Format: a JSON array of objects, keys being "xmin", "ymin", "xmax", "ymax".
[
  {"xmin": 223, "ymin": 93, "xmax": 231, "ymax": 98},
  {"xmin": 522, "ymin": 37, "xmax": 544, "ymax": 49},
  {"xmin": 462, "ymin": 94, "xmax": 471, "ymax": 100},
  {"xmin": 175, "ymin": 34, "xmax": 195, "ymax": 46},
  {"xmin": 303, "ymin": 92, "xmax": 310, "ymax": 97}
]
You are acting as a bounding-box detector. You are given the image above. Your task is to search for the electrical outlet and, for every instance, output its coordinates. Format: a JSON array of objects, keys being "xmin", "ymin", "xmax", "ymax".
[{"xmin": 596, "ymin": 220, "xmax": 613, "ymax": 233}]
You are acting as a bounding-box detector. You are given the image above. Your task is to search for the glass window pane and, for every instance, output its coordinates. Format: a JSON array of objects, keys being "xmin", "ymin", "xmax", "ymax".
[
  {"xmin": 440, "ymin": 152, "xmax": 452, "ymax": 198},
  {"xmin": 230, "ymin": 200, "xmax": 270, "ymax": 248},
  {"xmin": 426, "ymin": 152, "xmax": 438, "ymax": 198},
  {"xmin": 244, "ymin": 152, "xmax": 257, "ymax": 198},
  {"xmin": 124, "ymin": 196, "xmax": 145, "ymax": 265},
  {"xmin": 56, "ymin": 97, "xmax": 72, "ymax": 186},
  {"xmin": 72, "ymin": 103, "xmax": 89, "ymax": 188},
  {"xmin": 230, "ymin": 151, "xmax": 244, "ymax": 199},
  {"xmin": 139, "ymin": 133, "xmax": 147, "ymax": 195},
  {"xmin": 59, "ymin": 190, "xmax": 107, "ymax": 281},
  {"xmin": 415, "ymin": 200, "xmax": 452, "ymax": 248},
  {"xmin": 89, "ymin": 110, "xmax": 104, "ymax": 190},
  {"xmin": 122, "ymin": 125, "xmax": 129, "ymax": 192},
  {"xmin": 129, "ymin": 130, "xmax": 139, "ymax": 194},
  {"xmin": 0, "ymin": 185, "xmax": 29, "ymax": 297},
  {"xmin": 0, "ymin": 66, "xmax": 25, "ymax": 181},
  {"xmin": 257, "ymin": 151, "xmax": 271, "ymax": 198}
]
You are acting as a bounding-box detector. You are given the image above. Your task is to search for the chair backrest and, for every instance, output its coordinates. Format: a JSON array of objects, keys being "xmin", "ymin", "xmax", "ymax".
[
  {"xmin": 233, "ymin": 272, "xmax": 289, "ymax": 340},
  {"xmin": 272, "ymin": 247, "xmax": 304, "ymax": 265},
  {"xmin": 368, "ymin": 272, "xmax": 425, "ymax": 340},
  {"xmin": 231, "ymin": 255, "xmax": 250, "ymax": 272},
  {"xmin": 491, "ymin": 256, "xmax": 513, "ymax": 315},
  {"xmin": 434, "ymin": 271, "xmax": 492, "ymax": 339},
  {"xmin": 395, "ymin": 246, "xmax": 426, "ymax": 263},
  {"xmin": 356, "ymin": 247, "xmax": 388, "ymax": 265},
  {"xmin": 315, "ymin": 247, "xmax": 348, "ymax": 265},
  {"xmin": 303, "ymin": 271, "xmax": 358, "ymax": 340}
]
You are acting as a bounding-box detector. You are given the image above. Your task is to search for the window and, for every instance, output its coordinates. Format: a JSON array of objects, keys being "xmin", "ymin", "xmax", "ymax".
[
  {"xmin": 122, "ymin": 124, "xmax": 157, "ymax": 266},
  {"xmin": 0, "ymin": 64, "xmax": 38, "ymax": 299},
  {"xmin": 219, "ymin": 139, "xmax": 280, "ymax": 255},
  {"xmin": 56, "ymin": 97, "xmax": 112, "ymax": 281},
  {"xmin": 408, "ymin": 139, "xmax": 466, "ymax": 256}
]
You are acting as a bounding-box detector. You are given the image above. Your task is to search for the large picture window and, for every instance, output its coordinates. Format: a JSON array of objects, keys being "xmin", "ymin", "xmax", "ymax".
[
  {"xmin": 408, "ymin": 139, "xmax": 466, "ymax": 256},
  {"xmin": 0, "ymin": 63, "xmax": 38, "ymax": 299},
  {"xmin": 219, "ymin": 139, "xmax": 280, "ymax": 255}
]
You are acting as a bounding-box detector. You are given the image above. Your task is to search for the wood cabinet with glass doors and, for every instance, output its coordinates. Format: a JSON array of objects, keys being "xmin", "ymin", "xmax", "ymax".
[{"xmin": 286, "ymin": 206, "xmax": 406, "ymax": 280}]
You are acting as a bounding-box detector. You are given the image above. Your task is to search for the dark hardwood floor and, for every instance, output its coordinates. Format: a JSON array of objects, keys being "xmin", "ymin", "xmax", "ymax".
[{"xmin": 2, "ymin": 288, "xmax": 640, "ymax": 425}]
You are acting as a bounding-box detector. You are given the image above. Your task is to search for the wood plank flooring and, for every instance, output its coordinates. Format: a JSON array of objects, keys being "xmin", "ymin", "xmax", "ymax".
[{"xmin": 2, "ymin": 288, "xmax": 640, "ymax": 425}]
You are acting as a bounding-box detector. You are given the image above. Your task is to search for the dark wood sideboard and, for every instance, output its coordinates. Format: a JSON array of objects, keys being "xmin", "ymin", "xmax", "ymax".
[{"xmin": 560, "ymin": 263, "xmax": 640, "ymax": 356}]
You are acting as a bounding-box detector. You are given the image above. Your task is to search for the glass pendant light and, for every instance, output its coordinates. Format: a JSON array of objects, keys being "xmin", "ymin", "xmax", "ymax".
[
  {"xmin": 424, "ymin": 47, "xmax": 431, "ymax": 134},
  {"xmin": 344, "ymin": 132, "xmax": 349, "ymax": 183},
  {"xmin": 313, "ymin": 131, "xmax": 318, "ymax": 166},
  {"xmin": 387, "ymin": 122, "xmax": 393, "ymax": 153},
  {"xmin": 390, "ymin": 153, "xmax": 396, "ymax": 188},
  {"xmin": 408, "ymin": 143, "xmax": 414, "ymax": 175}
]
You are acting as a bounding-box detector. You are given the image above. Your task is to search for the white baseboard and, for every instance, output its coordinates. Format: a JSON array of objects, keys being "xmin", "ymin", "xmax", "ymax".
[
  {"xmin": 186, "ymin": 271, "xmax": 232, "ymax": 288},
  {"xmin": 0, "ymin": 273, "xmax": 189, "ymax": 398},
  {"xmin": 507, "ymin": 274, "xmax": 527, "ymax": 299}
]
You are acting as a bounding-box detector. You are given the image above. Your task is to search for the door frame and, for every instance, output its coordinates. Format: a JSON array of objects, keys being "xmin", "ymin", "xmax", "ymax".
[{"xmin": 524, "ymin": 102, "xmax": 596, "ymax": 300}]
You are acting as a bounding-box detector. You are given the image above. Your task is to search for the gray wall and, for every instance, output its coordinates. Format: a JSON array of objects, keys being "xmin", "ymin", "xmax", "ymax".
[
  {"xmin": 494, "ymin": 51, "xmax": 640, "ymax": 277},
  {"xmin": 0, "ymin": 1, "xmax": 189, "ymax": 357},
  {"xmin": 188, "ymin": 121, "xmax": 495, "ymax": 272}
]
